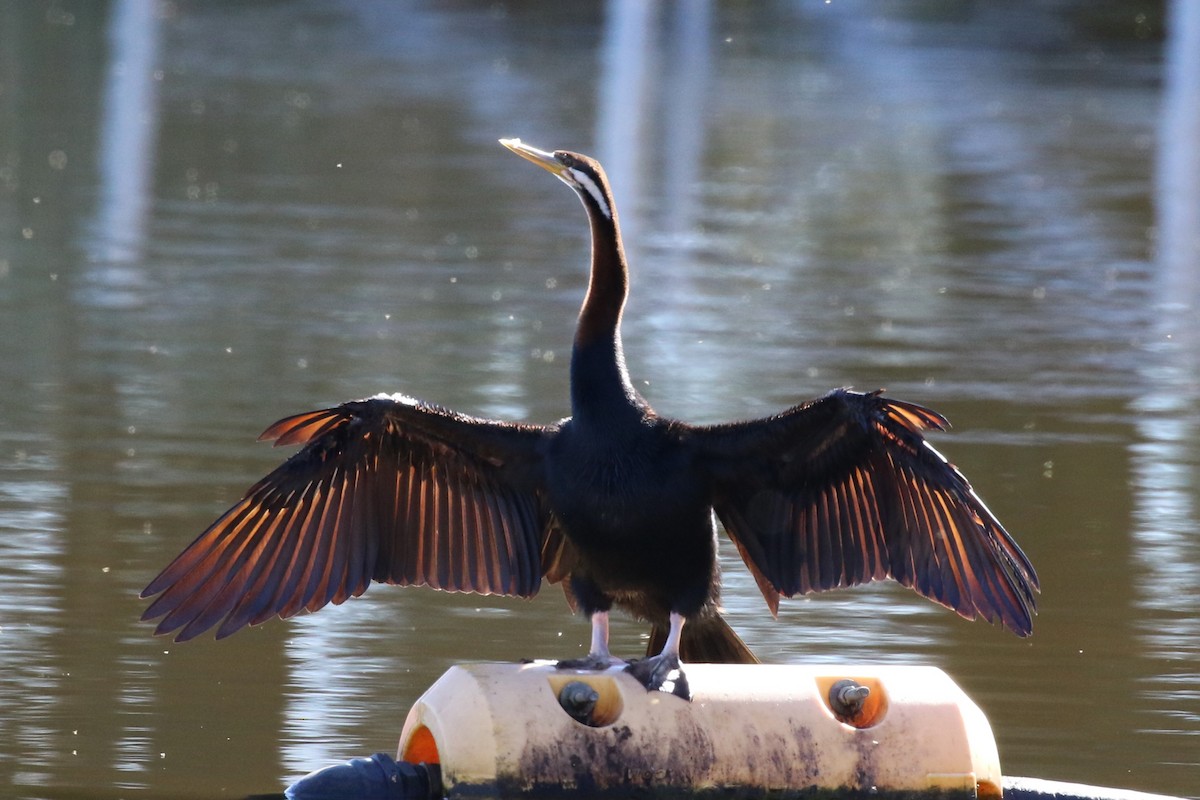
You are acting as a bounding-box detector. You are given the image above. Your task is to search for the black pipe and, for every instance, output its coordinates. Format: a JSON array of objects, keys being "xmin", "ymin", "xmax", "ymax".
[{"xmin": 285, "ymin": 754, "xmax": 440, "ymax": 800}]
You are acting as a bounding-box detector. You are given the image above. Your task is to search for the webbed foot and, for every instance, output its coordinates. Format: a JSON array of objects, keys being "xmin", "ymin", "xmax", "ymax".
[
  {"xmin": 625, "ymin": 653, "xmax": 691, "ymax": 700},
  {"xmin": 555, "ymin": 653, "xmax": 625, "ymax": 671}
]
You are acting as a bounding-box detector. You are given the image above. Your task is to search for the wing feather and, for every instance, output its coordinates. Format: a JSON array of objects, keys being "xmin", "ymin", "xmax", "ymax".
[
  {"xmin": 218, "ymin": 506, "xmax": 300, "ymax": 636},
  {"xmin": 142, "ymin": 395, "xmax": 554, "ymax": 641},
  {"xmin": 489, "ymin": 488, "xmax": 510, "ymax": 593},
  {"xmin": 698, "ymin": 389, "xmax": 1039, "ymax": 635}
]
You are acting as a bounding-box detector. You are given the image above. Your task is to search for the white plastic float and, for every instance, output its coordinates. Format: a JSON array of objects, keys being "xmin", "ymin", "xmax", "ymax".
[
  {"xmin": 286, "ymin": 662, "xmax": 1187, "ymax": 800},
  {"xmin": 398, "ymin": 662, "xmax": 1000, "ymax": 799}
]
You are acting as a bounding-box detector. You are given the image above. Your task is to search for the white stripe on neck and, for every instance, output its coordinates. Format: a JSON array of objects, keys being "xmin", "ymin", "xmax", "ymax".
[{"xmin": 568, "ymin": 167, "xmax": 612, "ymax": 219}]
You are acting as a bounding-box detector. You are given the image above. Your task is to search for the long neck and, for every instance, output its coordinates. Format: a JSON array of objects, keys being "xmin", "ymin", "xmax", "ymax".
[{"xmin": 570, "ymin": 192, "xmax": 644, "ymax": 424}]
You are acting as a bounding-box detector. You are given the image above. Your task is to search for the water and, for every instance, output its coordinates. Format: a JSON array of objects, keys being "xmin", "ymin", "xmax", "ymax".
[{"xmin": 1, "ymin": 1, "xmax": 1197, "ymax": 797}]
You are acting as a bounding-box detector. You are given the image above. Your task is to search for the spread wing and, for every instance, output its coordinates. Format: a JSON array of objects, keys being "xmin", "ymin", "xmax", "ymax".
[
  {"xmin": 695, "ymin": 389, "xmax": 1039, "ymax": 634},
  {"xmin": 141, "ymin": 394, "xmax": 556, "ymax": 642}
]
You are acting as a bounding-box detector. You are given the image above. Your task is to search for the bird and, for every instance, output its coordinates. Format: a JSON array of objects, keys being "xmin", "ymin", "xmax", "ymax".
[{"xmin": 141, "ymin": 138, "xmax": 1039, "ymax": 699}]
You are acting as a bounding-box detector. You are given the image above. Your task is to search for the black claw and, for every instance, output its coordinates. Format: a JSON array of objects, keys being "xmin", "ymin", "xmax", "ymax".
[
  {"xmin": 625, "ymin": 653, "xmax": 691, "ymax": 701},
  {"xmin": 556, "ymin": 654, "xmax": 621, "ymax": 671}
]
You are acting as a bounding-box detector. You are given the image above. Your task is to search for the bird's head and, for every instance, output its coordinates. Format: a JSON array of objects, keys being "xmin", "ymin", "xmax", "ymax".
[{"xmin": 500, "ymin": 138, "xmax": 614, "ymax": 221}]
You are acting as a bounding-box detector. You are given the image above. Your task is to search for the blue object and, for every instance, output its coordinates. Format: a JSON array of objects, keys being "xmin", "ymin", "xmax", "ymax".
[{"xmin": 286, "ymin": 753, "xmax": 440, "ymax": 800}]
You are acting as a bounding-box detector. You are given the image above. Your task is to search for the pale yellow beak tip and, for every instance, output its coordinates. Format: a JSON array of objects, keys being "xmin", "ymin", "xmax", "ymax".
[{"xmin": 500, "ymin": 138, "xmax": 565, "ymax": 176}]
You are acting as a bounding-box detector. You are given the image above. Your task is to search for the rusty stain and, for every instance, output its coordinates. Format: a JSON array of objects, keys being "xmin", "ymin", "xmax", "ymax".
[{"xmin": 850, "ymin": 726, "xmax": 879, "ymax": 792}]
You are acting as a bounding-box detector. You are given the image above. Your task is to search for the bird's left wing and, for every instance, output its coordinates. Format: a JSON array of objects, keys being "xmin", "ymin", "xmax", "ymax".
[
  {"xmin": 689, "ymin": 389, "xmax": 1039, "ymax": 635},
  {"xmin": 141, "ymin": 394, "xmax": 555, "ymax": 642}
]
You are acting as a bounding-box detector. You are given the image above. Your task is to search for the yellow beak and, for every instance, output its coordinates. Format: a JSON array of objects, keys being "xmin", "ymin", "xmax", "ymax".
[{"xmin": 500, "ymin": 138, "xmax": 569, "ymax": 179}]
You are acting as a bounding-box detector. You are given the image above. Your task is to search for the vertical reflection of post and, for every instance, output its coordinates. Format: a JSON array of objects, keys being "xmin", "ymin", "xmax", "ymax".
[
  {"xmin": 597, "ymin": 1, "xmax": 717, "ymax": 399},
  {"xmin": 95, "ymin": 0, "xmax": 161, "ymax": 266},
  {"xmin": 102, "ymin": 0, "xmax": 163, "ymax": 779},
  {"xmin": 1130, "ymin": 0, "xmax": 1200, "ymax": 703},
  {"xmin": 1156, "ymin": 0, "xmax": 1200, "ymax": 297},
  {"xmin": 661, "ymin": 0, "xmax": 712, "ymax": 241},
  {"xmin": 652, "ymin": 1, "xmax": 717, "ymax": 401},
  {"xmin": 596, "ymin": 0, "xmax": 656, "ymax": 248}
]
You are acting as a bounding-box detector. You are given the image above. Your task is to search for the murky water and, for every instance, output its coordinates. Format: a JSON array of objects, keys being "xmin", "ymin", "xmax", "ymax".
[{"xmin": 1, "ymin": 1, "xmax": 1197, "ymax": 798}]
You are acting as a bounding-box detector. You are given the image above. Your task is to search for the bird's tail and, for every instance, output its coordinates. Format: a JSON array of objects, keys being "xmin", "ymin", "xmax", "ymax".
[{"xmin": 647, "ymin": 615, "xmax": 760, "ymax": 664}]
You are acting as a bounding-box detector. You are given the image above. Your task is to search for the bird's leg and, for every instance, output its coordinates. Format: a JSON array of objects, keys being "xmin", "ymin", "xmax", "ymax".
[
  {"xmin": 659, "ymin": 610, "xmax": 684, "ymax": 656},
  {"xmin": 556, "ymin": 610, "xmax": 625, "ymax": 671},
  {"xmin": 589, "ymin": 608, "xmax": 612, "ymax": 659},
  {"xmin": 625, "ymin": 611, "xmax": 691, "ymax": 700}
]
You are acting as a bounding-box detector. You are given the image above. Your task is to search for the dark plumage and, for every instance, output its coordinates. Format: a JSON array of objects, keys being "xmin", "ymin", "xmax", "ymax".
[{"xmin": 142, "ymin": 139, "xmax": 1039, "ymax": 696}]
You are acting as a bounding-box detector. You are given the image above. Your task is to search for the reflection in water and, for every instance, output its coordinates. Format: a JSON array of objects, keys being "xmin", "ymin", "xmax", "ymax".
[
  {"xmin": 629, "ymin": 0, "xmax": 716, "ymax": 407},
  {"xmin": 92, "ymin": 0, "xmax": 161, "ymax": 266},
  {"xmin": 0, "ymin": 463, "xmax": 65, "ymax": 791},
  {"xmin": 283, "ymin": 594, "xmax": 405, "ymax": 781},
  {"xmin": 596, "ymin": 0, "xmax": 652, "ymax": 241},
  {"xmin": 1130, "ymin": 0, "xmax": 1200, "ymax": 767}
]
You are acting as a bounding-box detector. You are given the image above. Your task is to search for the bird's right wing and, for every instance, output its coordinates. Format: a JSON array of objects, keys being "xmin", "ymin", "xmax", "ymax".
[
  {"xmin": 690, "ymin": 389, "xmax": 1038, "ymax": 635},
  {"xmin": 141, "ymin": 394, "xmax": 557, "ymax": 642}
]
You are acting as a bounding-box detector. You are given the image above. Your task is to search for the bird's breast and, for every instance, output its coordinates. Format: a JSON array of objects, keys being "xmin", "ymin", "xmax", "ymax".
[{"xmin": 543, "ymin": 422, "xmax": 709, "ymax": 546}]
